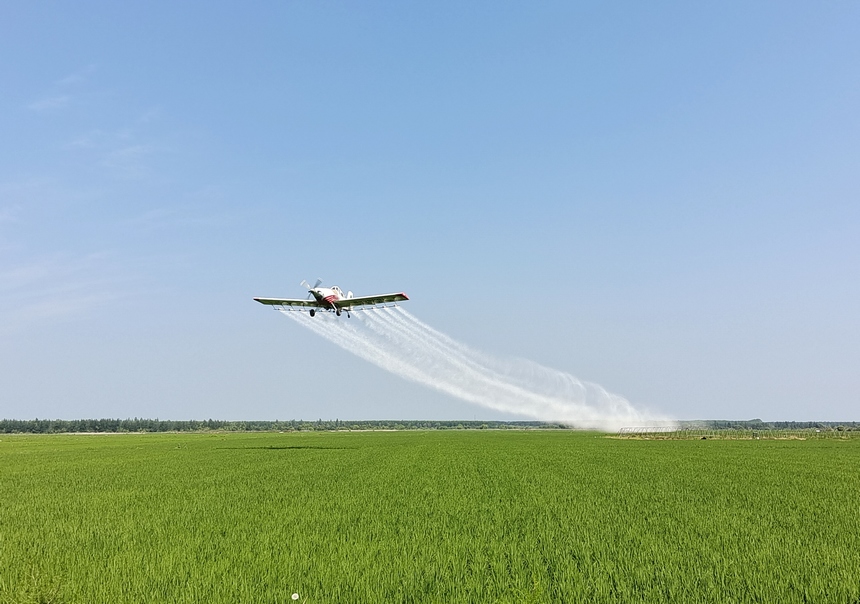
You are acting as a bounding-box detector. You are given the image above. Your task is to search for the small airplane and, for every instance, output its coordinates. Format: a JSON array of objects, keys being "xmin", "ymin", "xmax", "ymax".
[{"xmin": 254, "ymin": 279, "xmax": 409, "ymax": 318}]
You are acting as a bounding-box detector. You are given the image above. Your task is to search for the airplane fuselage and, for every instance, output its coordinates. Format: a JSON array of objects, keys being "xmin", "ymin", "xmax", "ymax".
[{"xmin": 309, "ymin": 286, "xmax": 349, "ymax": 309}]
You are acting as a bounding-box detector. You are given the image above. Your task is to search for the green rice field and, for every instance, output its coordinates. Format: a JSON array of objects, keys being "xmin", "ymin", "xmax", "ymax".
[{"xmin": 1, "ymin": 430, "xmax": 859, "ymax": 603}]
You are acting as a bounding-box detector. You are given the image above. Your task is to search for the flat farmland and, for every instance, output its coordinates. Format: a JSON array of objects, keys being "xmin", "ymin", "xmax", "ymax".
[{"xmin": 1, "ymin": 430, "xmax": 858, "ymax": 603}]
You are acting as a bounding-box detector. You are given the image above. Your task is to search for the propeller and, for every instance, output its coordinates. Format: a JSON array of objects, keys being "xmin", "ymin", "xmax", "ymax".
[{"xmin": 300, "ymin": 278, "xmax": 323, "ymax": 300}]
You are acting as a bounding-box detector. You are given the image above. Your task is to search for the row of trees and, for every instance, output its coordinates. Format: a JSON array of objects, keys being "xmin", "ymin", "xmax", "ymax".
[
  {"xmin": 0, "ymin": 418, "xmax": 564, "ymax": 434},
  {"xmin": 1, "ymin": 418, "xmax": 855, "ymax": 434},
  {"xmin": 690, "ymin": 419, "xmax": 859, "ymax": 431}
]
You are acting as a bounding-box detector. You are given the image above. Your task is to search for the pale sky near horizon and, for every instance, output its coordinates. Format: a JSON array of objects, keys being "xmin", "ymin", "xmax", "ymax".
[{"xmin": 1, "ymin": 2, "xmax": 858, "ymax": 422}]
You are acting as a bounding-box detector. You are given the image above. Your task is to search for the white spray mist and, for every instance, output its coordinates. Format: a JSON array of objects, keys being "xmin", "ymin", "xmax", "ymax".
[{"xmin": 281, "ymin": 306, "xmax": 672, "ymax": 431}]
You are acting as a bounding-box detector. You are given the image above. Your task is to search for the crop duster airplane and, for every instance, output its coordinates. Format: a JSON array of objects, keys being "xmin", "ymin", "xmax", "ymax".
[{"xmin": 254, "ymin": 279, "xmax": 409, "ymax": 318}]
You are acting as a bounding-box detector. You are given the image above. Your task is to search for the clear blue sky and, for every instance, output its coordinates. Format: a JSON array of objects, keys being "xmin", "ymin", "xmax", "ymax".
[{"xmin": 2, "ymin": 2, "xmax": 858, "ymax": 422}]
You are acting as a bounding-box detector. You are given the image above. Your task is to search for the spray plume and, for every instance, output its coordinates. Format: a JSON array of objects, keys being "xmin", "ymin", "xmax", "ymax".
[{"xmin": 281, "ymin": 306, "xmax": 672, "ymax": 431}]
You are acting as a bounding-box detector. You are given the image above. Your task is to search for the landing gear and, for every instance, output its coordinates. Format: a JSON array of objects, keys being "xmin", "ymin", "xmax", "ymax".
[
  {"xmin": 309, "ymin": 309, "xmax": 315, "ymax": 317},
  {"xmin": 336, "ymin": 308, "xmax": 342, "ymax": 316}
]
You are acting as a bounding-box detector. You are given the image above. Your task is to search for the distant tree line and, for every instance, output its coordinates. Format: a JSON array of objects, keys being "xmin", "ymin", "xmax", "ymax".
[
  {"xmin": 1, "ymin": 418, "xmax": 856, "ymax": 434},
  {"xmin": 0, "ymin": 418, "xmax": 566, "ymax": 434},
  {"xmin": 682, "ymin": 419, "xmax": 859, "ymax": 431}
]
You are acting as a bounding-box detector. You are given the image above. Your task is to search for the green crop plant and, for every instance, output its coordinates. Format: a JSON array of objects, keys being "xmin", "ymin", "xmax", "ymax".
[{"xmin": 1, "ymin": 431, "xmax": 858, "ymax": 602}]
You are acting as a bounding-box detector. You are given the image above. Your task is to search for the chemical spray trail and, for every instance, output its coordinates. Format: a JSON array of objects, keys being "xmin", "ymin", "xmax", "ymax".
[{"xmin": 282, "ymin": 306, "xmax": 671, "ymax": 431}]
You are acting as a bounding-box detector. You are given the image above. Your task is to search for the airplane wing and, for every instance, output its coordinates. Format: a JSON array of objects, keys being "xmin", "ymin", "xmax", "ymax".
[
  {"xmin": 253, "ymin": 297, "xmax": 320, "ymax": 308},
  {"xmin": 334, "ymin": 292, "xmax": 409, "ymax": 310}
]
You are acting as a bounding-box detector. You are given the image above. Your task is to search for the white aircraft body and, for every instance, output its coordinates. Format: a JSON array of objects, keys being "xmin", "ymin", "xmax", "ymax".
[{"xmin": 254, "ymin": 279, "xmax": 409, "ymax": 317}]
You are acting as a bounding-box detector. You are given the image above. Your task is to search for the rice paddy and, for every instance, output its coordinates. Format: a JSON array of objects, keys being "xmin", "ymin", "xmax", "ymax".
[{"xmin": 2, "ymin": 430, "xmax": 858, "ymax": 603}]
